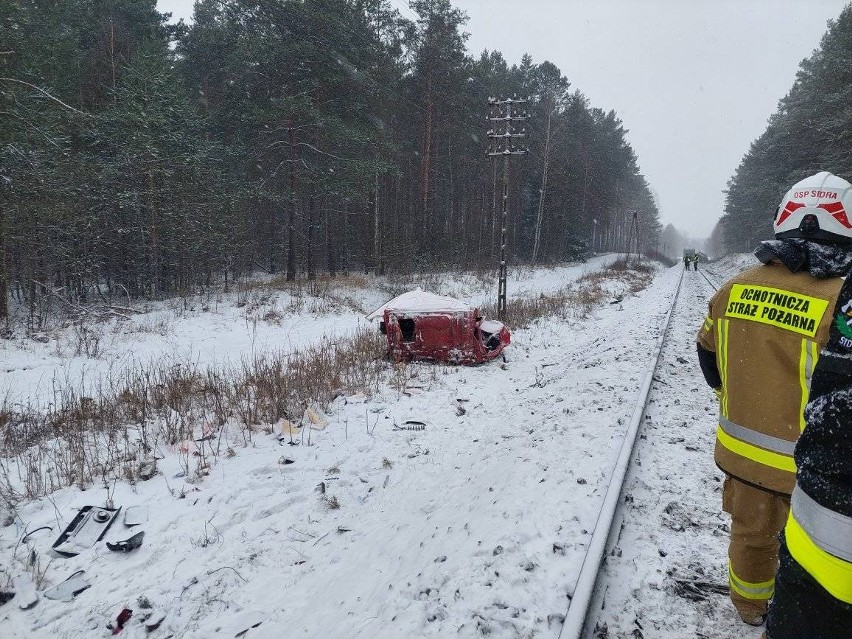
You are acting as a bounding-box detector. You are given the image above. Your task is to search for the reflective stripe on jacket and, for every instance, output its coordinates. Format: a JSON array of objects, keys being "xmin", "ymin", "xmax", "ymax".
[
  {"xmin": 697, "ymin": 262, "xmax": 842, "ymax": 494},
  {"xmin": 786, "ymin": 485, "xmax": 852, "ymax": 603},
  {"xmin": 783, "ymin": 270, "xmax": 852, "ymax": 605}
]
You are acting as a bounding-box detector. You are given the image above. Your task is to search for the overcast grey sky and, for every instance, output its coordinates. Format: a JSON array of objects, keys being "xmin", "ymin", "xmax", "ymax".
[{"xmin": 157, "ymin": 0, "xmax": 849, "ymax": 238}]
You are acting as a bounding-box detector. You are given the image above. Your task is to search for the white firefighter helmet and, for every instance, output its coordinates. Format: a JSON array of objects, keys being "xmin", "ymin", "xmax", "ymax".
[{"xmin": 774, "ymin": 171, "xmax": 852, "ymax": 243}]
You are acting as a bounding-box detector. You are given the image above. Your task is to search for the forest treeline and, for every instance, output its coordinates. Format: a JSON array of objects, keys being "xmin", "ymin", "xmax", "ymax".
[
  {"xmin": 717, "ymin": 5, "xmax": 852, "ymax": 254},
  {"xmin": 0, "ymin": 0, "xmax": 661, "ymax": 323}
]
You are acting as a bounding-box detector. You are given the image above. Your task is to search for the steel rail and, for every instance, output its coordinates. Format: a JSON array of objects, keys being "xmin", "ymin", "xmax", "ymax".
[
  {"xmin": 558, "ymin": 266, "xmax": 686, "ymax": 639},
  {"xmin": 698, "ymin": 267, "xmax": 720, "ymax": 292}
]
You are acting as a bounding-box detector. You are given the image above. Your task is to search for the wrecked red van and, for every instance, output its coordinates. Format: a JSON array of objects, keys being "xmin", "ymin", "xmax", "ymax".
[{"xmin": 367, "ymin": 290, "xmax": 510, "ymax": 365}]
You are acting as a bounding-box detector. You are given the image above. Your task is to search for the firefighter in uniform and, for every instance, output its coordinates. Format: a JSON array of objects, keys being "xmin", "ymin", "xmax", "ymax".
[
  {"xmin": 764, "ymin": 202, "xmax": 852, "ymax": 638},
  {"xmin": 696, "ymin": 172, "xmax": 852, "ymax": 626}
]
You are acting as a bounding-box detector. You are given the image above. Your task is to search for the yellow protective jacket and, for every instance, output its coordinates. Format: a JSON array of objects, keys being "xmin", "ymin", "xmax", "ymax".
[{"xmin": 697, "ymin": 261, "xmax": 843, "ymax": 494}]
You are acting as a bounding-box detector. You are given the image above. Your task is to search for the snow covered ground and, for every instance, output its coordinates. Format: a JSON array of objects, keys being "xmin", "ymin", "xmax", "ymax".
[
  {"xmin": 0, "ymin": 254, "xmax": 767, "ymax": 639},
  {"xmin": 0, "ymin": 255, "xmax": 620, "ymax": 408}
]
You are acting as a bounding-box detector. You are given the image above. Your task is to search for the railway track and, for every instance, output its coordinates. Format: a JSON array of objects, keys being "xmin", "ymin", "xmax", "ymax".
[
  {"xmin": 699, "ymin": 266, "xmax": 721, "ymax": 292},
  {"xmin": 559, "ymin": 264, "xmax": 728, "ymax": 639}
]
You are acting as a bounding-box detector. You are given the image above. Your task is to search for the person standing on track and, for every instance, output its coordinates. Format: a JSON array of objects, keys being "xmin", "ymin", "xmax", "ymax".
[{"xmin": 696, "ymin": 171, "xmax": 852, "ymax": 627}]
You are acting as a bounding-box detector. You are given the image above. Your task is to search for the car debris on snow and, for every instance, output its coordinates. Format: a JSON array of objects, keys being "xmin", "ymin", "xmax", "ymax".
[
  {"xmin": 52, "ymin": 506, "xmax": 121, "ymax": 557},
  {"xmin": 42, "ymin": 570, "xmax": 90, "ymax": 602}
]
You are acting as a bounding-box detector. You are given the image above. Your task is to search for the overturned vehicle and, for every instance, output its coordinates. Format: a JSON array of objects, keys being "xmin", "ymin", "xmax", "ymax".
[{"xmin": 367, "ymin": 289, "xmax": 510, "ymax": 365}]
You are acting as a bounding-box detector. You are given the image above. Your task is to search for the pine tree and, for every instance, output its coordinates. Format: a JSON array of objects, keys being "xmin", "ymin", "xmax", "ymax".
[{"xmin": 721, "ymin": 6, "xmax": 852, "ymax": 253}]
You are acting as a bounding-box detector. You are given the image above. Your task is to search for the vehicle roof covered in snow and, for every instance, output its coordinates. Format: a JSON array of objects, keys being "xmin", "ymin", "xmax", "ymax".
[
  {"xmin": 479, "ymin": 319, "xmax": 504, "ymax": 333},
  {"xmin": 366, "ymin": 288, "xmax": 472, "ymax": 321}
]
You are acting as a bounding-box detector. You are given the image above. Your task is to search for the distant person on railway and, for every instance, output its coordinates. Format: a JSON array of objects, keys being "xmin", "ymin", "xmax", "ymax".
[
  {"xmin": 764, "ymin": 257, "xmax": 852, "ymax": 639},
  {"xmin": 684, "ymin": 254, "xmax": 691, "ymax": 270},
  {"xmin": 693, "ymin": 254, "xmax": 700, "ymax": 271},
  {"xmin": 696, "ymin": 171, "xmax": 852, "ymax": 627}
]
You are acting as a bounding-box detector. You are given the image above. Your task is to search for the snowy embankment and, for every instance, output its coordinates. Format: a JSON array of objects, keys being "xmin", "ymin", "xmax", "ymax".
[
  {"xmin": 0, "ymin": 256, "xmax": 619, "ymax": 409},
  {"xmin": 0, "ymin": 255, "xmax": 738, "ymax": 639}
]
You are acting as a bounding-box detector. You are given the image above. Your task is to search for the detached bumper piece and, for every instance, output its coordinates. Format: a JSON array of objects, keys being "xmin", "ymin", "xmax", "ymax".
[{"xmin": 52, "ymin": 506, "xmax": 121, "ymax": 557}]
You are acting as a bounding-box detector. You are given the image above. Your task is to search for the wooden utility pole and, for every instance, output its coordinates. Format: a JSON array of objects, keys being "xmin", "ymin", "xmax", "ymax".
[
  {"xmin": 487, "ymin": 96, "xmax": 528, "ymax": 320},
  {"xmin": 490, "ymin": 157, "xmax": 498, "ymax": 264}
]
